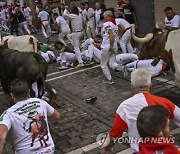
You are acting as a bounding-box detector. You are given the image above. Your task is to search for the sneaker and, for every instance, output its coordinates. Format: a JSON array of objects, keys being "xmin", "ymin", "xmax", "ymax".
[
  {"xmin": 122, "ymin": 66, "xmax": 129, "ymax": 78},
  {"xmin": 59, "ymin": 62, "xmax": 69, "ymax": 70},
  {"xmin": 103, "ymin": 79, "xmax": 114, "ymax": 85},
  {"xmin": 86, "ymin": 96, "xmax": 97, "ymax": 103},
  {"xmin": 66, "ymin": 62, "xmax": 74, "ymax": 67},
  {"xmin": 84, "ymin": 60, "xmax": 94, "ymax": 66},
  {"xmin": 115, "ymin": 64, "xmax": 123, "ymax": 72},
  {"xmin": 76, "ymin": 63, "xmax": 85, "ymax": 68}
]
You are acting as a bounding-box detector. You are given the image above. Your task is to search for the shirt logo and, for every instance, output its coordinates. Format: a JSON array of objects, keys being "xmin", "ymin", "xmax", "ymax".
[{"xmin": 0, "ymin": 111, "xmax": 7, "ymax": 121}]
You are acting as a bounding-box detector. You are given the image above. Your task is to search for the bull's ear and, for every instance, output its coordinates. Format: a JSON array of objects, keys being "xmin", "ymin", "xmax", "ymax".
[
  {"xmin": 29, "ymin": 37, "xmax": 34, "ymax": 44},
  {"xmin": 4, "ymin": 39, "xmax": 9, "ymax": 48}
]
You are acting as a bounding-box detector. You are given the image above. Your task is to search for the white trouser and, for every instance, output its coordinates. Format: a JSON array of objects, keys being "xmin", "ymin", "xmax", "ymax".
[
  {"xmin": 126, "ymin": 61, "xmax": 137, "ymax": 72},
  {"xmin": 119, "ymin": 29, "xmax": 134, "ymax": 53},
  {"xmin": 95, "ymin": 26, "xmax": 101, "ymax": 35},
  {"xmin": 59, "ymin": 52, "xmax": 76, "ymax": 63},
  {"xmin": 19, "ymin": 21, "xmax": 31, "ymax": 35},
  {"xmin": 58, "ymin": 50, "xmax": 88, "ymax": 63},
  {"xmin": 81, "ymin": 50, "xmax": 88, "ymax": 60},
  {"xmin": 58, "ymin": 28, "xmax": 71, "ymax": 41},
  {"xmin": 116, "ymin": 53, "xmax": 138, "ymax": 65},
  {"xmin": 101, "ymin": 46, "xmax": 118, "ymax": 81},
  {"xmin": 41, "ymin": 21, "xmax": 51, "ymax": 38},
  {"xmin": 41, "ymin": 51, "xmax": 56, "ymax": 63},
  {"xmin": 87, "ymin": 44, "xmax": 101, "ymax": 63},
  {"xmin": 86, "ymin": 20, "xmax": 95, "ymax": 38},
  {"xmin": 1, "ymin": 19, "xmax": 9, "ymax": 31},
  {"xmin": 70, "ymin": 32, "xmax": 83, "ymax": 63}
]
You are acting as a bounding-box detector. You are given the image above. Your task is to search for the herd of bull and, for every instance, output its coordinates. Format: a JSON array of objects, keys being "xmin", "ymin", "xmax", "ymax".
[{"xmin": 0, "ymin": 27, "xmax": 179, "ymax": 103}]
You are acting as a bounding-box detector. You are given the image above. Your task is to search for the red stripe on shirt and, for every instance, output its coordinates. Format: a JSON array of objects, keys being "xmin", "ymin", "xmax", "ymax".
[
  {"xmin": 109, "ymin": 113, "xmax": 128, "ymax": 138},
  {"xmin": 143, "ymin": 92, "xmax": 175, "ymax": 119}
]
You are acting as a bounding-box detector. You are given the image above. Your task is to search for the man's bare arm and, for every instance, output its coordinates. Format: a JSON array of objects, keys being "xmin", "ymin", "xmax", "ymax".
[
  {"xmin": 101, "ymin": 135, "xmax": 115, "ymax": 154},
  {"xmin": 118, "ymin": 24, "xmax": 125, "ymax": 37},
  {"xmin": 165, "ymin": 26, "xmax": 179, "ymax": 31},
  {"xmin": 0, "ymin": 124, "xmax": 8, "ymax": 154},
  {"xmin": 48, "ymin": 110, "xmax": 60, "ymax": 121}
]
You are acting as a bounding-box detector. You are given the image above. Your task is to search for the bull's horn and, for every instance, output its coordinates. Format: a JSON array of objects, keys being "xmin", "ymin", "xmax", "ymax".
[{"xmin": 132, "ymin": 33, "xmax": 154, "ymax": 43}]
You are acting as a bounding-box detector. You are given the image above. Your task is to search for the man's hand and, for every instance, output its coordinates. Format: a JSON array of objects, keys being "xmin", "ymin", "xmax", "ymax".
[{"xmin": 101, "ymin": 149, "xmax": 108, "ymax": 154}]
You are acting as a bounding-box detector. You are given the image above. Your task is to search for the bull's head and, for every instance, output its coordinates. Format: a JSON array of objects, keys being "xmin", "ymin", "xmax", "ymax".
[{"xmin": 132, "ymin": 28, "xmax": 167, "ymax": 60}]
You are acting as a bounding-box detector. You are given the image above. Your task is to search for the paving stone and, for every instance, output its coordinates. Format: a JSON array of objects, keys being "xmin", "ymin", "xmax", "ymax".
[{"xmin": 1, "ymin": 44, "xmax": 180, "ymax": 154}]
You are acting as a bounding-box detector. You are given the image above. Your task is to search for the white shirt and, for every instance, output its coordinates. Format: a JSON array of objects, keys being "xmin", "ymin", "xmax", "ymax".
[
  {"xmin": 165, "ymin": 15, "xmax": 180, "ymax": 28},
  {"xmin": 23, "ymin": 6, "xmax": 32, "ymax": 19},
  {"xmin": 38, "ymin": 10, "xmax": 49, "ymax": 21},
  {"xmin": 0, "ymin": 98, "xmax": 55, "ymax": 154},
  {"xmin": 0, "ymin": 9, "xmax": 6, "ymax": 20},
  {"xmin": 0, "ymin": 2, "xmax": 5, "ymax": 7},
  {"xmin": 115, "ymin": 18, "xmax": 131, "ymax": 29},
  {"xmin": 101, "ymin": 21, "xmax": 119, "ymax": 49},
  {"xmin": 56, "ymin": 15, "xmax": 70, "ymax": 32},
  {"xmin": 95, "ymin": 9, "xmax": 102, "ymax": 27},
  {"xmin": 81, "ymin": 38, "xmax": 94, "ymax": 50},
  {"xmin": 63, "ymin": 9, "xmax": 83, "ymax": 32},
  {"xmin": 84, "ymin": 8, "xmax": 95, "ymax": 22},
  {"xmin": 135, "ymin": 59, "xmax": 163, "ymax": 77}
]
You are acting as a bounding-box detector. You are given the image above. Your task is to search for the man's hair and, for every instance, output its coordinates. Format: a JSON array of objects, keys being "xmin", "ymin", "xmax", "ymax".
[
  {"xmin": 95, "ymin": 34, "xmax": 102, "ymax": 40},
  {"xmin": 84, "ymin": 2, "xmax": 89, "ymax": 5},
  {"xmin": 164, "ymin": 7, "xmax": 173, "ymax": 12},
  {"xmin": 131, "ymin": 68, "xmax": 151, "ymax": 89},
  {"xmin": 137, "ymin": 105, "xmax": 169, "ymax": 138},
  {"xmin": 53, "ymin": 12, "xmax": 58, "ymax": 16},
  {"xmin": 54, "ymin": 41, "xmax": 65, "ymax": 48},
  {"xmin": 103, "ymin": 10, "xmax": 113, "ymax": 18},
  {"xmin": 11, "ymin": 79, "xmax": 29, "ymax": 100},
  {"xmin": 80, "ymin": 2, "xmax": 85, "ymax": 6},
  {"xmin": 71, "ymin": 6, "xmax": 79, "ymax": 15}
]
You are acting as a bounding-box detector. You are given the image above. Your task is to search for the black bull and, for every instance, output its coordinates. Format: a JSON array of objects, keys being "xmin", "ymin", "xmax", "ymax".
[{"xmin": 0, "ymin": 46, "xmax": 48, "ymax": 98}]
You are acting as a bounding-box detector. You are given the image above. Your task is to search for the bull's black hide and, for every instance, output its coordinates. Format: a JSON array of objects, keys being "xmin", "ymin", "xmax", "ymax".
[{"xmin": 0, "ymin": 46, "xmax": 48, "ymax": 98}]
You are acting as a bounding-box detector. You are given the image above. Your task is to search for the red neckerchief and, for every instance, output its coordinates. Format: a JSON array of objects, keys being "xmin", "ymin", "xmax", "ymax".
[
  {"xmin": 106, "ymin": 17, "xmax": 116, "ymax": 25},
  {"xmin": 167, "ymin": 12, "xmax": 176, "ymax": 21},
  {"xmin": 118, "ymin": 1, "xmax": 126, "ymax": 8}
]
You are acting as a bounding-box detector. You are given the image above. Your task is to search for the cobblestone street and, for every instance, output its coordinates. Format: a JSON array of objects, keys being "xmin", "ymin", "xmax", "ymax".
[
  {"xmin": 1, "ymin": 61, "xmax": 180, "ymax": 154},
  {"xmin": 0, "ymin": 31, "xmax": 180, "ymax": 154}
]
